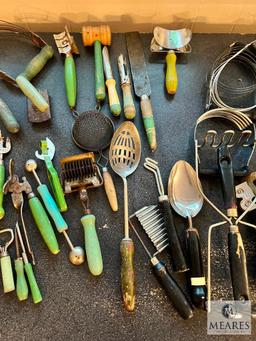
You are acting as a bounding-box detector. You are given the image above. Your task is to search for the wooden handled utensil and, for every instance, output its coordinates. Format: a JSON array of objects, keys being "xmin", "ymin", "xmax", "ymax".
[{"xmin": 109, "ymin": 121, "xmax": 141, "ymax": 312}]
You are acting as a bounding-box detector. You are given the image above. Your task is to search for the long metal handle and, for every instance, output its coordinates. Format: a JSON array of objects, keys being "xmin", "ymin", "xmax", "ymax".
[{"xmin": 123, "ymin": 177, "xmax": 129, "ymax": 239}]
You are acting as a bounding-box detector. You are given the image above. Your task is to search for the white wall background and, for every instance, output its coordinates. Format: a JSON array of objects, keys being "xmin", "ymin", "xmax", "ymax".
[{"xmin": 1, "ymin": 0, "xmax": 256, "ymax": 33}]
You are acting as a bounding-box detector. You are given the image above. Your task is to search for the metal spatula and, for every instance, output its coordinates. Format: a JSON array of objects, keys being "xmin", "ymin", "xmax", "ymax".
[{"xmin": 109, "ymin": 121, "xmax": 141, "ymax": 312}]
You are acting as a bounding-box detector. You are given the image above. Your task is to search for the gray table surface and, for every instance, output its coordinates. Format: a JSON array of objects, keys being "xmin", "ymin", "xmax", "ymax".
[{"xmin": 0, "ymin": 32, "xmax": 256, "ymax": 341}]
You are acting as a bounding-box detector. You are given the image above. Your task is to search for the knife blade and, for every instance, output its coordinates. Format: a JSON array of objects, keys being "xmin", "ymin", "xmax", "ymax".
[{"xmin": 126, "ymin": 32, "xmax": 157, "ymax": 151}]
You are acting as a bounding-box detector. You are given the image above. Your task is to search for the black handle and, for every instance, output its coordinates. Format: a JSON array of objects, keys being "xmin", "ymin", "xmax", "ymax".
[
  {"xmin": 186, "ymin": 228, "xmax": 206, "ymax": 308},
  {"xmin": 218, "ymin": 146, "xmax": 237, "ymax": 214},
  {"xmin": 228, "ymin": 229, "xmax": 249, "ymax": 300},
  {"xmin": 160, "ymin": 198, "xmax": 188, "ymax": 272},
  {"xmin": 152, "ymin": 258, "xmax": 193, "ymax": 319}
]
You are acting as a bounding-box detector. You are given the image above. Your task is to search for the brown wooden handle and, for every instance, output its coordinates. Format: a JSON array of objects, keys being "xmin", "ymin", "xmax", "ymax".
[
  {"xmin": 120, "ymin": 238, "xmax": 135, "ymax": 311},
  {"xmin": 103, "ymin": 168, "xmax": 118, "ymax": 212}
]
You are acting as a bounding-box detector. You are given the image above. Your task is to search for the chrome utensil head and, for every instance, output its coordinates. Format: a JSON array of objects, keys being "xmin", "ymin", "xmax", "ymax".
[
  {"xmin": 109, "ymin": 121, "xmax": 141, "ymax": 178},
  {"xmin": 168, "ymin": 160, "xmax": 203, "ymax": 218},
  {"xmin": 153, "ymin": 26, "xmax": 192, "ymax": 50}
]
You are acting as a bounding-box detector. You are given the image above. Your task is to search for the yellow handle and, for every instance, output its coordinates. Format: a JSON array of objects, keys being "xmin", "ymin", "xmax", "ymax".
[
  {"xmin": 105, "ymin": 79, "xmax": 121, "ymax": 116},
  {"xmin": 103, "ymin": 168, "xmax": 118, "ymax": 212},
  {"xmin": 166, "ymin": 52, "xmax": 178, "ymax": 94}
]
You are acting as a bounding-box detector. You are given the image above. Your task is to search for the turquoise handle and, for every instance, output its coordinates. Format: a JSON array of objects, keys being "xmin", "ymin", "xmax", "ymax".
[
  {"xmin": 37, "ymin": 184, "xmax": 68, "ymax": 233},
  {"xmin": 94, "ymin": 40, "xmax": 105, "ymax": 102},
  {"xmin": 24, "ymin": 263, "xmax": 42, "ymax": 304},
  {"xmin": 0, "ymin": 164, "xmax": 5, "ymax": 219},
  {"xmin": 1, "ymin": 256, "xmax": 15, "ymax": 293},
  {"xmin": 64, "ymin": 54, "xmax": 77, "ymax": 109},
  {"xmin": 15, "ymin": 258, "xmax": 28, "ymax": 301},
  {"xmin": 81, "ymin": 214, "xmax": 103, "ymax": 276},
  {"xmin": 28, "ymin": 196, "xmax": 60, "ymax": 254}
]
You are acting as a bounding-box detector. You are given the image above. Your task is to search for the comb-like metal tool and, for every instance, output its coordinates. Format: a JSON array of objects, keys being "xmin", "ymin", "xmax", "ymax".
[{"xmin": 129, "ymin": 205, "xmax": 193, "ymax": 319}]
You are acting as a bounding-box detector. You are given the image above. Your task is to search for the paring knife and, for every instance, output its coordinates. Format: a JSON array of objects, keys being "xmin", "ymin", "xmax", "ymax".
[
  {"xmin": 102, "ymin": 46, "xmax": 121, "ymax": 117},
  {"xmin": 118, "ymin": 54, "xmax": 136, "ymax": 119},
  {"xmin": 126, "ymin": 32, "xmax": 157, "ymax": 151}
]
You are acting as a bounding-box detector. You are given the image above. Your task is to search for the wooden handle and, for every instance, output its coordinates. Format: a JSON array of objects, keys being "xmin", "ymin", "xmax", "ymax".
[
  {"xmin": 103, "ymin": 168, "xmax": 118, "ymax": 212},
  {"xmin": 228, "ymin": 229, "xmax": 249, "ymax": 300},
  {"xmin": 94, "ymin": 40, "xmax": 106, "ymax": 102},
  {"xmin": 1, "ymin": 256, "xmax": 15, "ymax": 293},
  {"xmin": 186, "ymin": 228, "xmax": 206, "ymax": 308},
  {"xmin": 0, "ymin": 98, "xmax": 20, "ymax": 133},
  {"xmin": 120, "ymin": 238, "xmax": 135, "ymax": 312},
  {"xmin": 81, "ymin": 214, "xmax": 103, "ymax": 276},
  {"xmin": 121, "ymin": 83, "xmax": 136, "ymax": 120},
  {"xmin": 166, "ymin": 51, "xmax": 178, "ymax": 94},
  {"xmin": 106, "ymin": 79, "xmax": 121, "ymax": 116},
  {"xmin": 140, "ymin": 96, "xmax": 157, "ymax": 151},
  {"xmin": 64, "ymin": 54, "xmax": 77, "ymax": 109}
]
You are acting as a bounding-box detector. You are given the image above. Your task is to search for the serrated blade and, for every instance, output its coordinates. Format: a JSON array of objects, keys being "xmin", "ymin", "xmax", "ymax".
[{"xmin": 126, "ymin": 32, "xmax": 151, "ymax": 98}]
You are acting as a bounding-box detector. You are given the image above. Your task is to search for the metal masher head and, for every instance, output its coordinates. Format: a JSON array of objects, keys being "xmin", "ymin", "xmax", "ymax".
[
  {"xmin": 132, "ymin": 205, "xmax": 169, "ymax": 255},
  {"xmin": 72, "ymin": 110, "xmax": 114, "ymax": 152},
  {"xmin": 195, "ymin": 108, "xmax": 256, "ymax": 176},
  {"xmin": 144, "ymin": 158, "xmax": 164, "ymax": 196}
]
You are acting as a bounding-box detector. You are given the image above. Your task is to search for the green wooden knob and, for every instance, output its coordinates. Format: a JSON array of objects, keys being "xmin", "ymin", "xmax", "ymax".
[
  {"xmin": 15, "ymin": 259, "xmax": 28, "ymax": 301},
  {"xmin": 81, "ymin": 214, "xmax": 103, "ymax": 276}
]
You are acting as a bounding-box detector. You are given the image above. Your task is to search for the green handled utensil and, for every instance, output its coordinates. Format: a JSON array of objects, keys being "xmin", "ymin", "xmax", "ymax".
[
  {"xmin": 60, "ymin": 153, "xmax": 103, "ymax": 276},
  {"xmin": 0, "ymin": 131, "xmax": 11, "ymax": 220},
  {"xmin": 16, "ymin": 223, "xmax": 42, "ymax": 304},
  {"xmin": 126, "ymin": 32, "xmax": 157, "ymax": 151},
  {"xmin": 0, "ymin": 228, "xmax": 15, "ymax": 293},
  {"xmin": 14, "ymin": 228, "xmax": 28, "ymax": 301},
  {"xmin": 20, "ymin": 176, "xmax": 60, "ymax": 255},
  {"xmin": 35, "ymin": 138, "xmax": 67, "ymax": 212},
  {"xmin": 0, "ymin": 98, "xmax": 20, "ymax": 133},
  {"xmin": 53, "ymin": 26, "xmax": 79, "ymax": 109},
  {"xmin": 25, "ymin": 159, "xmax": 84, "ymax": 265},
  {"xmin": 0, "ymin": 21, "xmax": 54, "ymax": 113},
  {"xmin": 82, "ymin": 25, "xmax": 111, "ymax": 104}
]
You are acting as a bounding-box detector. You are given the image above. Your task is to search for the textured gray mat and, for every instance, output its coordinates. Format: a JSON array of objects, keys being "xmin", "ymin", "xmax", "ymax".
[{"xmin": 0, "ymin": 32, "xmax": 255, "ymax": 341}]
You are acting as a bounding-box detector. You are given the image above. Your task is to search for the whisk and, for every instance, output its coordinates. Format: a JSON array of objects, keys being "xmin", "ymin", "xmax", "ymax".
[{"xmin": 194, "ymin": 108, "xmax": 256, "ymax": 311}]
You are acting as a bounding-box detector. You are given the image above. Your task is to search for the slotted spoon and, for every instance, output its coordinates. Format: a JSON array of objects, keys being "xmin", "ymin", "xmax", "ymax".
[{"xmin": 109, "ymin": 121, "xmax": 141, "ymax": 312}]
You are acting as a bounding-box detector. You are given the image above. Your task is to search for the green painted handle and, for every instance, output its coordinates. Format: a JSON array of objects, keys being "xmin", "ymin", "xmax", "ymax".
[
  {"xmin": 94, "ymin": 40, "xmax": 105, "ymax": 102},
  {"xmin": 45, "ymin": 158, "xmax": 67, "ymax": 212},
  {"xmin": 28, "ymin": 196, "xmax": 60, "ymax": 254},
  {"xmin": 64, "ymin": 54, "xmax": 77, "ymax": 109},
  {"xmin": 16, "ymin": 45, "xmax": 54, "ymax": 113},
  {"xmin": 106, "ymin": 79, "xmax": 121, "ymax": 116},
  {"xmin": 16, "ymin": 75, "xmax": 49, "ymax": 112},
  {"xmin": 24, "ymin": 263, "xmax": 42, "ymax": 304},
  {"xmin": 0, "ymin": 164, "xmax": 5, "ymax": 219},
  {"xmin": 140, "ymin": 96, "xmax": 157, "ymax": 152},
  {"xmin": 15, "ymin": 258, "xmax": 28, "ymax": 301},
  {"xmin": 0, "ymin": 98, "xmax": 20, "ymax": 133},
  {"xmin": 20, "ymin": 45, "xmax": 54, "ymax": 81},
  {"xmin": 120, "ymin": 238, "xmax": 135, "ymax": 311},
  {"xmin": 37, "ymin": 184, "xmax": 68, "ymax": 233},
  {"xmin": 121, "ymin": 83, "xmax": 136, "ymax": 120},
  {"xmin": 81, "ymin": 214, "xmax": 103, "ymax": 276},
  {"xmin": 0, "ymin": 256, "xmax": 15, "ymax": 293}
]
